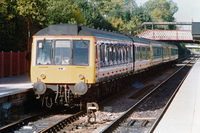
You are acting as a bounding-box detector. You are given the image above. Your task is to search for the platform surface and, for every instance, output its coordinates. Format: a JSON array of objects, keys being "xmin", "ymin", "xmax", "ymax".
[
  {"xmin": 154, "ymin": 59, "xmax": 200, "ymax": 133},
  {"xmin": 0, "ymin": 74, "xmax": 32, "ymax": 98}
]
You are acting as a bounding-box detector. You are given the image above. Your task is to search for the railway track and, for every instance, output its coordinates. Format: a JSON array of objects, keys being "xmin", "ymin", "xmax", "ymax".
[
  {"xmin": 0, "ymin": 110, "xmax": 47, "ymax": 133},
  {"xmin": 100, "ymin": 57, "xmax": 197, "ymax": 133},
  {"xmin": 0, "ymin": 110, "xmax": 85, "ymax": 133}
]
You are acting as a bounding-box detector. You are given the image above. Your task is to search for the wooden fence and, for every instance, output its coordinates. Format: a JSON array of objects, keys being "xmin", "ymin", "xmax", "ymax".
[{"xmin": 0, "ymin": 51, "xmax": 29, "ymax": 77}]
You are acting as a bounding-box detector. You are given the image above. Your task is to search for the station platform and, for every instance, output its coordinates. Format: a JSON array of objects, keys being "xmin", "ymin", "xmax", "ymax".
[
  {"xmin": 0, "ymin": 73, "xmax": 32, "ymax": 98},
  {"xmin": 154, "ymin": 59, "xmax": 200, "ymax": 133}
]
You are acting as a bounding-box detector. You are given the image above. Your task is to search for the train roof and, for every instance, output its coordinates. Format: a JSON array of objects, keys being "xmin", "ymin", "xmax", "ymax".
[
  {"xmin": 34, "ymin": 24, "xmax": 132, "ymax": 41},
  {"xmin": 131, "ymin": 36, "xmax": 177, "ymax": 47},
  {"xmin": 34, "ymin": 24, "xmax": 177, "ymax": 48}
]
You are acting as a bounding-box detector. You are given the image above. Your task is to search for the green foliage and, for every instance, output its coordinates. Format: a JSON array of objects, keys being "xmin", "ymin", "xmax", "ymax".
[
  {"xmin": 0, "ymin": 0, "xmax": 46, "ymax": 51},
  {"xmin": 46, "ymin": 0, "xmax": 83, "ymax": 25},
  {"xmin": 0, "ymin": 0, "xmax": 25, "ymax": 51},
  {"xmin": 123, "ymin": 6, "xmax": 152, "ymax": 33},
  {"xmin": 143, "ymin": 0, "xmax": 178, "ymax": 29},
  {"xmin": 16, "ymin": 0, "xmax": 46, "ymax": 23},
  {"xmin": 1, "ymin": 0, "xmax": 179, "ymax": 52}
]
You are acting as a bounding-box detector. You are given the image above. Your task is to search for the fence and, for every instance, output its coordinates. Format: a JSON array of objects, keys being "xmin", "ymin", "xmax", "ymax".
[
  {"xmin": 0, "ymin": 51, "xmax": 29, "ymax": 77},
  {"xmin": 136, "ymin": 30, "xmax": 193, "ymax": 41}
]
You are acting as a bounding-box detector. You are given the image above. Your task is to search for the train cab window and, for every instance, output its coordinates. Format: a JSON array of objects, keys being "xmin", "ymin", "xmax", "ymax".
[
  {"xmin": 54, "ymin": 40, "xmax": 70, "ymax": 65},
  {"xmin": 36, "ymin": 40, "xmax": 52, "ymax": 65},
  {"xmin": 73, "ymin": 40, "xmax": 89, "ymax": 66}
]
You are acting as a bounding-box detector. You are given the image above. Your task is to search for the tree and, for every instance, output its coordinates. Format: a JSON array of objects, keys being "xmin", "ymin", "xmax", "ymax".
[
  {"xmin": 143, "ymin": 0, "xmax": 178, "ymax": 29},
  {"xmin": 16, "ymin": 0, "xmax": 46, "ymax": 25},
  {"xmin": 0, "ymin": 0, "xmax": 180, "ymax": 52},
  {"xmin": 0, "ymin": 0, "xmax": 47, "ymax": 51},
  {"xmin": 0, "ymin": 0, "xmax": 20, "ymax": 51},
  {"xmin": 124, "ymin": 6, "xmax": 152, "ymax": 33},
  {"xmin": 46, "ymin": 0, "xmax": 84, "ymax": 25}
]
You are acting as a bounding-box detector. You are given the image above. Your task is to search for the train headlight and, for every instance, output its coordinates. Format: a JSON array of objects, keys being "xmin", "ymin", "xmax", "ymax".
[
  {"xmin": 74, "ymin": 82, "xmax": 88, "ymax": 95},
  {"xmin": 78, "ymin": 74, "xmax": 84, "ymax": 79},
  {"xmin": 40, "ymin": 74, "xmax": 46, "ymax": 79}
]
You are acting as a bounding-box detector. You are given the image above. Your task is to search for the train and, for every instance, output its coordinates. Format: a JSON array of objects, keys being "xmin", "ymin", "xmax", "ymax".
[{"xmin": 31, "ymin": 24, "xmax": 178, "ymax": 108}]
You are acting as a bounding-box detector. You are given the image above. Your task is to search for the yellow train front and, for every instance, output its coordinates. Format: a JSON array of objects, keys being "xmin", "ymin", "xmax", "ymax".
[
  {"xmin": 31, "ymin": 24, "xmax": 97, "ymax": 108},
  {"xmin": 31, "ymin": 24, "xmax": 133, "ymax": 108}
]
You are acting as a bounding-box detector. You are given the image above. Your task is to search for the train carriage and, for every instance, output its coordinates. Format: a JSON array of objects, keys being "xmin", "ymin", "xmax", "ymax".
[{"xmin": 131, "ymin": 37, "xmax": 152, "ymax": 72}]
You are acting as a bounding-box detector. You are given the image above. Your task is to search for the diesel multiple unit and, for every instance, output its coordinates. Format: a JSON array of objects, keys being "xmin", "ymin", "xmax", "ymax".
[{"xmin": 31, "ymin": 24, "xmax": 178, "ymax": 108}]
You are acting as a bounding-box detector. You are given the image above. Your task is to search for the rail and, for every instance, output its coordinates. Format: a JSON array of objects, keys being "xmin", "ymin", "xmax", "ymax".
[
  {"xmin": 148, "ymin": 57, "xmax": 199, "ymax": 133},
  {"xmin": 100, "ymin": 58, "xmax": 195, "ymax": 133}
]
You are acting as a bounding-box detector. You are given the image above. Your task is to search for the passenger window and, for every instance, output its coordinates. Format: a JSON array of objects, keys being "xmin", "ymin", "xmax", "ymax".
[
  {"xmin": 140, "ymin": 47, "xmax": 142, "ymax": 59},
  {"xmin": 136, "ymin": 47, "xmax": 140, "ymax": 61},
  {"xmin": 125, "ymin": 46, "xmax": 128, "ymax": 60},
  {"xmin": 121, "ymin": 47, "xmax": 125, "ymax": 60},
  {"xmin": 142, "ymin": 47, "xmax": 146, "ymax": 60},
  {"xmin": 147, "ymin": 47, "xmax": 150, "ymax": 59},
  {"xmin": 108, "ymin": 46, "xmax": 112, "ymax": 61},
  {"xmin": 112, "ymin": 46, "xmax": 117, "ymax": 61},
  {"xmin": 105, "ymin": 45, "xmax": 109, "ymax": 62},
  {"xmin": 129, "ymin": 46, "xmax": 133, "ymax": 62},
  {"xmin": 100, "ymin": 44, "xmax": 105, "ymax": 62},
  {"xmin": 73, "ymin": 40, "xmax": 89, "ymax": 65},
  {"xmin": 118, "ymin": 47, "xmax": 122, "ymax": 61},
  {"xmin": 116, "ymin": 46, "xmax": 120, "ymax": 61}
]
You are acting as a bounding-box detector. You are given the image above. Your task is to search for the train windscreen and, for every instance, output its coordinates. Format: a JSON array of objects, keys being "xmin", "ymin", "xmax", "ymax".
[
  {"xmin": 36, "ymin": 40, "xmax": 52, "ymax": 65},
  {"xmin": 73, "ymin": 40, "xmax": 89, "ymax": 65},
  {"xmin": 36, "ymin": 40, "xmax": 89, "ymax": 66},
  {"xmin": 54, "ymin": 40, "xmax": 71, "ymax": 65}
]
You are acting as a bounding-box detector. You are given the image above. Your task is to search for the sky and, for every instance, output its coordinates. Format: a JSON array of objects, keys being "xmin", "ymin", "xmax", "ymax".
[{"xmin": 136, "ymin": 0, "xmax": 200, "ymax": 22}]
